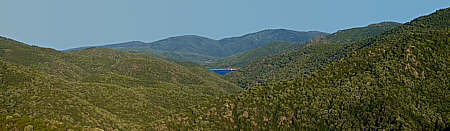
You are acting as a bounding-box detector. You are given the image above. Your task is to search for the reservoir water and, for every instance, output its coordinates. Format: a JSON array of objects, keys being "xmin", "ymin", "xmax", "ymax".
[
  {"xmin": 210, "ymin": 69, "xmax": 236, "ymax": 75},
  {"xmin": 212, "ymin": 70, "xmax": 235, "ymax": 75}
]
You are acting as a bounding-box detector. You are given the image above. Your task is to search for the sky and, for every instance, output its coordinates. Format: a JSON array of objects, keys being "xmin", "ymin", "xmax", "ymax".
[{"xmin": 0, "ymin": 1, "xmax": 448, "ymax": 50}]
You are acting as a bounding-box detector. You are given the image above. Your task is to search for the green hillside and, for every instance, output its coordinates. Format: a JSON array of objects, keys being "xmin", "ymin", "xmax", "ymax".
[
  {"xmin": 115, "ymin": 46, "xmax": 220, "ymax": 64},
  {"xmin": 0, "ymin": 38, "xmax": 241, "ymax": 130},
  {"xmin": 156, "ymin": 8, "xmax": 449, "ymax": 130},
  {"xmin": 0, "ymin": 113, "xmax": 95, "ymax": 130},
  {"xmin": 219, "ymin": 30, "xmax": 328, "ymax": 55},
  {"xmin": 225, "ymin": 22, "xmax": 402, "ymax": 88},
  {"xmin": 210, "ymin": 41, "xmax": 302, "ymax": 68}
]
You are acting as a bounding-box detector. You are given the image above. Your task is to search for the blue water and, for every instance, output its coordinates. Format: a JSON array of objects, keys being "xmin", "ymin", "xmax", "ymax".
[{"xmin": 212, "ymin": 70, "xmax": 235, "ymax": 75}]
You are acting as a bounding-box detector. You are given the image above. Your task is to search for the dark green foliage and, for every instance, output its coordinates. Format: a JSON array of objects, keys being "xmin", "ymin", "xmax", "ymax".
[
  {"xmin": 209, "ymin": 41, "xmax": 304, "ymax": 68},
  {"xmin": 156, "ymin": 8, "xmax": 449, "ymax": 130},
  {"xmin": 1, "ymin": 7, "xmax": 448, "ymax": 131},
  {"xmin": 0, "ymin": 113, "xmax": 91, "ymax": 130},
  {"xmin": 116, "ymin": 46, "xmax": 220, "ymax": 65},
  {"xmin": 0, "ymin": 40, "xmax": 239, "ymax": 93},
  {"xmin": 218, "ymin": 30, "xmax": 328, "ymax": 55},
  {"xmin": 0, "ymin": 38, "xmax": 241, "ymax": 130},
  {"xmin": 225, "ymin": 22, "xmax": 402, "ymax": 88}
]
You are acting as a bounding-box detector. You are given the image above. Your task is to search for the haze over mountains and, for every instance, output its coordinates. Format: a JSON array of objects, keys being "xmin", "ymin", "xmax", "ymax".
[
  {"xmin": 67, "ymin": 29, "xmax": 328, "ymax": 64},
  {"xmin": 0, "ymin": 6, "xmax": 448, "ymax": 130}
]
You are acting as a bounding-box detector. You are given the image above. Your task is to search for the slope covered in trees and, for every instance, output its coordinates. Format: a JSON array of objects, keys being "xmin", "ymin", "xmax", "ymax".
[
  {"xmin": 66, "ymin": 29, "xmax": 327, "ymax": 64},
  {"xmin": 209, "ymin": 41, "xmax": 302, "ymax": 68},
  {"xmin": 0, "ymin": 38, "xmax": 241, "ymax": 130},
  {"xmin": 218, "ymin": 29, "xmax": 327, "ymax": 55},
  {"xmin": 155, "ymin": 8, "xmax": 449, "ymax": 130},
  {"xmin": 116, "ymin": 46, "xmax": 220, "ymax": 64},
  {"xmin": 225, "ymin": 22, "xmax": 402, "ymax": 88},
  {"xmin": 0, "ymin": 113, "xmax": 96, "ymax": 130}
]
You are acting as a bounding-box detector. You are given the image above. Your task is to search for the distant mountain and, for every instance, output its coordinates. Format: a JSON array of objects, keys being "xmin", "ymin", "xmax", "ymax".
[
  {"xmin": 66, "ymin": 29, "xmax": 328, "ymax": 64},
  {"xmin": 219, "ymin": 29, "xmax": 326, "ymax": 55},
  {"xmin": 143, "ymin": 35, "xmax": 225, "ymax": 57},
  {"xmin": 102, "ymin": 41, "xmax": 147, "ymax": 48},
  {"xmin": 0, "ymin": 37, "xmax": 241, "ymax": 130},
  {"xmin": 63, "ymin": 41, "xmax": 147, "ymax": 52},
  {"xmin": 225, "ymin": 22, "xmax": 402, "ymax": 88},
  {"xmin": 157, "ymin": 8, "xmax": 449, "ymax": 130}
]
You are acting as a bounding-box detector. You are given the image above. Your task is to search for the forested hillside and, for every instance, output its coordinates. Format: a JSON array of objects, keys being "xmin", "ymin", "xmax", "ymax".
[
  {"xmin": 0, "ymin": 37, "xmax": 241, "ymax": 130},
  {"xmin": 1, "ymin": 6, "xmax": 448, "ymax": 131},
  {"xmin": 0, "ymin": 113, "xmax": 98, "ymax": 130},
  {"xmin": 225, "ymin": 22, "xmax": 402, "ymax": 88},
  {"xmin": 155, "ymin": 8, "xmax": 449, "ymax": 130},
  {"xmin": 218, "ymin": 30, "xmax": 327, "ymax": 55},
  {"xmin": 116, "ymin": 46, "xmax": 220, "ymax": 64},
  {"xmin": 210, "ymin": 41, "xmax": 302, "ymax": 68}
]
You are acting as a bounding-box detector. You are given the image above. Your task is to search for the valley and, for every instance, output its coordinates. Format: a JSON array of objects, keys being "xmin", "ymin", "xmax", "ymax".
[{"xmin": 0, "ymin": 4, "xmax": 448, "ymax": 130}]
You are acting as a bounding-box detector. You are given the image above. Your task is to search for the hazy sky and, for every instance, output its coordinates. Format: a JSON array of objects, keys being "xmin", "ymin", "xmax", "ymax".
[{"xmin": 1, "ymin": 1, "xmax": 448, "ymax": 50}]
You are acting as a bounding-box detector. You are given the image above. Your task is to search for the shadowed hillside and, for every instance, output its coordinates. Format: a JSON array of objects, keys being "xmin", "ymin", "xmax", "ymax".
[
  {"xmin": 224, "ymin": 22, "xmax": 402, "ymax": 88},
  {"xmin": 210, "ymin": 41, "xmax": 302, "ymax": 68}
]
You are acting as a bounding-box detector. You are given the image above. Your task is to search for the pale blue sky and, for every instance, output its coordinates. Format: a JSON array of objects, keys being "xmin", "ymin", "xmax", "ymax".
[{"xmin": 0, "ymin": 0, "xmax": 448, "ymax": 50}]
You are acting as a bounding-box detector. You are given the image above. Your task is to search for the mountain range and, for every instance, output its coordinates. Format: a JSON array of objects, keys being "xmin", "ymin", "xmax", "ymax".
[
  {"xmin": 66, "ymin": 29, "xmax": 328, "ymax": 64},
  {"xmin": 0, "ymin": 7, "xmax": 448, "ymax": 130}
]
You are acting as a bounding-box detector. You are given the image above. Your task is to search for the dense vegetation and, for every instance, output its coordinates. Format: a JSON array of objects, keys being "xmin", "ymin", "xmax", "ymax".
[
  {"xmin": 0, "ymin": 113, "xmax": 94, "ymax": 130},
  {"xmin": 209, "ymin": 41, "xmax": 303, "ymax": 68},
  {"xmin": 218, "ymin": 29, "xmax": 327, "ymax": 55},
  {"xmin": 225, "ymin": 22, "xmax": 402, "ymax": 88},
  {"xmin": 66, "ymin": 29, "xmax": 327, "ymax": 64},
  {"xmin": 0, "ymin": 38, "xmax": 241, "ymax": 130},
  {"xmin": 117, "ymin": 46, "xmax": 220, "ymax": 64},
  {"xmin": 154, "ymin": 8, "xmax": 449, "ymax": 130},
  {"xmin": 1, "ymin": 7, "xmax": 448, "ymax": 130}
]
